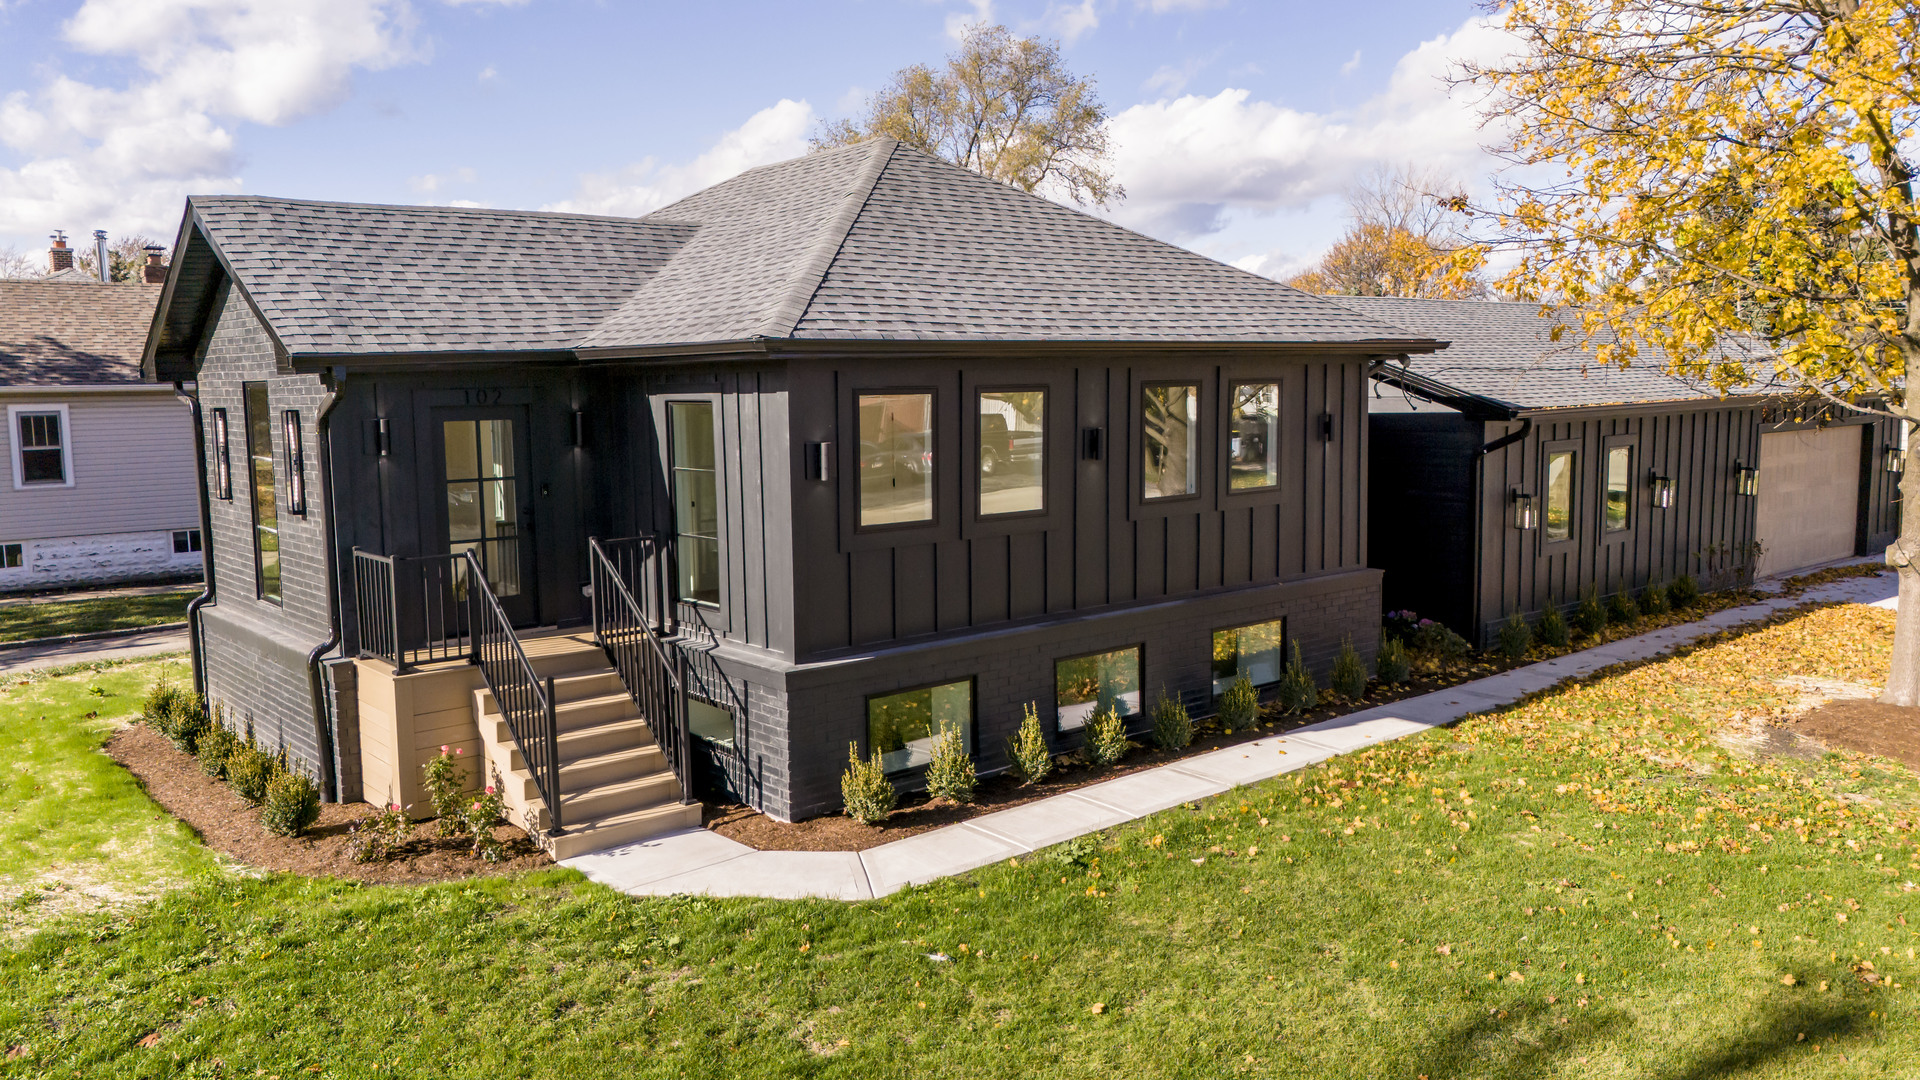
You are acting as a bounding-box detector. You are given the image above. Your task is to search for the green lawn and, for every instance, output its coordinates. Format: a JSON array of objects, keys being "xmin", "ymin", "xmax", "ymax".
[
  {"xmin": 2, "ymin": 607, "xmax": 1917, "ymax": 1078},
  {"xmin": 0, "ymin": 591, "xmax": 195, "ymax": 643}
]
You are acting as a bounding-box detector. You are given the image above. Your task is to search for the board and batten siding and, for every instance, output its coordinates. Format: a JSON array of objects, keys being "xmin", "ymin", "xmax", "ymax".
[{"xmin": 0, "ymin": 389, "xmax": 198, "ymax": 540}]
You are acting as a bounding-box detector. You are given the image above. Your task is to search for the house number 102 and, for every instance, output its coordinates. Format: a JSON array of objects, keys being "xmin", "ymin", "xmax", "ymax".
[{"xmin": 462, "ymin": 389, "xmax": 504, "ymax": 405}]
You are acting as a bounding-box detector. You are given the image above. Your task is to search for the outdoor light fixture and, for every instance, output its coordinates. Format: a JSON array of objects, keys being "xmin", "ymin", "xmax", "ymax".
[
  {"xmin": 375, "ymin": 416, "xmax": 391, "ymax": 457},
  {"xmin": 1885, "ymin": 445, "xmax": 1905, "ymax": 475},
  {"xmin": 282, "ymin": 409, "xmax": 306, "ymax": 515},
  {"xmin": 1319, "ymin": 412, "xmax": 1335, "ymax": 441},
  {"xmin": 1081, "ymin": 426, "xmax": 1104, "ymax": 461},
  {"xmin": 1735, "ymin": 461, "xmax": 1759, "ymax": 496},
  {"xmin": 1650, "ymin": 472, "xmax": 1673, "ymax": 509},
  {"xmin": 806, "ymin": 441, "xmax": 833, "ymax": 481},
  {"xmin": 571, "ymin": 410, "xmax": 586, "ymax": 448},
  {"xmin": 1511, "ymin": 489, "xmax": 1537, "ymax": 530}
]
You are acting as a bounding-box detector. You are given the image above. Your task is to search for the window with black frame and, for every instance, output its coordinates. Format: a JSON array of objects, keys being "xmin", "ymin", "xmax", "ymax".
[
  {"xmin": 867, "ymin": 679, "xmax": 972, "ymax": 774},
  {"xmin": 211, "ymin": 408, "xmax": 232, "ymax": 500},
  {"xmin": 859, "ymin": 393, "xmax": 934, "ymax": 526},
  {"xmin": 1142, "ymin": 384, "xmax": 1198, "ymax": 500},
  {"xmin": 1212, "ymin": 618, "xmax": 1284, "ymax": 696},
  {"xmin": 978, "ymin": 389, "xmax": 1044, "ymax": 515},
  {"xmin": 1545, "ymin": 449, "xmax": 1576, "ymax": 543},
  {"xmin": 1228, "ymin": 383, "xmax": 1280, "ymax": 491},
  {"xmin": 242, "ymin": 383, "xmax": 281, "ymax": 603},
  {"xmin": 668, "ymin": 401, "xmax": 720, "ymax": 606},
  {"xmin": 1055, "ymin": 647, "xmax": 1141, "ymax": 731},
  {"xmin": 1604, "ymin": 445, "xmax": 1632, "ymax": 532}
]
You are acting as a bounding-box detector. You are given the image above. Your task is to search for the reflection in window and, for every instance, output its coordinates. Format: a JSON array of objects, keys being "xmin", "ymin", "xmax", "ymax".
[
  {"xmin": 687, "ymin": 696, "xmax": 734, "ymax": 749},
  {"xmin": 1142, "ymin": 385, "xmax": 1198, "ymax": 500},
  {"xmin": 243, "ymin": 383, "xmax": 281, "ymax": 603},
  {"xmin": 443, "ymin": 418, "xmax": 520, "ymax": 597},
  {"xmin": 1545, "ymin": 450, "xmax": 1575, "ymax": 542},
  {"xmin": 979, "ymin": 389, "xmax": 1044, "ymax": 515},
  {"xmin": 1212, "ymin": 619, "xmax": 1284, "ymax": 696},
  {"xmin": 1229, "ymin": 383, "xmax": 1280, "ymax": 490},
  {"xmin": 859, "ymin": 393, "xmax": 934, "ymax": 526},
  {"xmin": 868, "ymin": 680, "xmax": 972, "ymax": 774},
  {"xmin": 1604, "ymin": 446, "xmax": 1631, "ymax": 532},
  {"xmin": 670, "ymin": 402, "xmax": 720, "ymax": 606},
  {"xmin": 1055, "ymin": 647, "xmax": 1141, "ymax": 731}
]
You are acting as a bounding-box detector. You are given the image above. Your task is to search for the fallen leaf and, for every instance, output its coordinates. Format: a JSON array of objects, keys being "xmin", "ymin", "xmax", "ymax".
[
  {"xmin": 136, "ymin": 1033, "xmax": 162, "ymax": 1049},
  {"xmin": 1090, "ymin": 1003, "xmax": 1105, "ymax": 1014}
]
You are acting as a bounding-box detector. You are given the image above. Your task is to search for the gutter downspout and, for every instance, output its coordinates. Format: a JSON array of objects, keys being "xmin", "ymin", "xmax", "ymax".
[
  {"xmin": 305, "ymin": 376, "xmax": 344, "ymax": 802},
  {"xmin": 175, "ymin": 382, "xmax": 214, "ymax": 699},
  {"xmin": 1471, "ymin": 416, "xmax": 1533, "ymax": 647}
]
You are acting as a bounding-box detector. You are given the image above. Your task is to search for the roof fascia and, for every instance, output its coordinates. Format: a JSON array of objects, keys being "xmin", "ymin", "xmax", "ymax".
[
  {"xmin": 1512, "ymin": 394, "xmax": 1771, "ymax": 421},
  {"xmin": 767, "ymin": 337, "xmax": 1445, "ymax": 361},
  {"xmin": 287, "ymin": 349, "xmax": 582, "ymax": 374},
  {"xmin": 181, "ymin": 203, "xmax": 294, "ymax": 369},
  {"xmin": 140, "ymin": 206, "xmax": 203, "ymax": 381},
  {"xmin": 1370, "ymin": 367, "xmax": 1519, "ymax": 421},
  {"xmin": 1, "ymin": 383, "xmax": 179, "ymax": 397},
  {"xmin": 760, "ymin": 138, "xmax": 896, "ymax": 338}
]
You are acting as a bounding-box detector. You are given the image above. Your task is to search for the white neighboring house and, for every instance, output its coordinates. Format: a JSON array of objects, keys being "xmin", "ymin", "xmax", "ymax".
[{"xmin": 0, "ymin": 255, "xmax": 201, "ymax": 593}]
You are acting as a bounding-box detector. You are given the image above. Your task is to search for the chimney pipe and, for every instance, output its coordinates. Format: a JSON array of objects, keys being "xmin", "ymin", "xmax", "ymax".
[
  {"xmin": 93, "ymin": 229, "xmax": 110, "ymax": 283},
  {"xmin": 143, "ymin": 244, "xmax": 167, "ymax": 284},
  {"xmin": 48, "ymin": 231, "xmax": 72, "ymax": 274}
]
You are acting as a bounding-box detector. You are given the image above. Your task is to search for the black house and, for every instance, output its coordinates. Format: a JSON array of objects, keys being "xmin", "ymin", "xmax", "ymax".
[
  {"xmin": 142, "ymin": 139, "xmax": 1442, "ymax": 851},
  {"xmin": 1356, "ymin": 297, "xmax": 1900, "ymax": 646}
]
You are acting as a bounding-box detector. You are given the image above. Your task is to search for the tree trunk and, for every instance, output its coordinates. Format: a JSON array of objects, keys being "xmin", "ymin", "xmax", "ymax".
[{"xmin": 1881, "ymin": 431, "xmax": 1920, "ymax": 706}]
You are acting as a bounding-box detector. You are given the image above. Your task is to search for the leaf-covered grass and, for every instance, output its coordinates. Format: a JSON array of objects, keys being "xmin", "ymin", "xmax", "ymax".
[
  {"xmin": 0, "ymin": 592, "xmax": 193, "ymax": 643},
  {"xmin": 2, "ymin": 607, "xmax": 1917, "ymax": 1077}
]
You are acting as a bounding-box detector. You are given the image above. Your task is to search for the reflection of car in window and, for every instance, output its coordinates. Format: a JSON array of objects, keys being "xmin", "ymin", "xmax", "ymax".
[
  {"xmin": 979, "ymin": 401, "xmax": 1042, "ymax": 476},
  {"xmin": 1230, "ymin": 413, "xmax": 1269, "ymax": 467}
]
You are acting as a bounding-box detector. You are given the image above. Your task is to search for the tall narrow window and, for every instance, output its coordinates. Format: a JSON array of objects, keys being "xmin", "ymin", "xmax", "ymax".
[
  {"xmin": 282, "ymin": 410, "xmax": 306, "ymax": 516},
  {"xmin": 1545, "ymin": 450, "xmax": 1575, "ymax": 543},
  {"xmin": 978, "ymin": 389, "xmax": 1044, "ymax": 515},
  {"xmin": 211, "ymin": 408, "xmax": 232, "ymax": 500},
  {"xmin": 443, "ymin": 419, "xmax": 521, "ymax": 597},
  {"xmin": 1604, "ymin": 445, "xmax": 1631, "ymax": 532},
  {"xmin": 1055, "ymin": 647, "xmax": 1142, "ymax": 731},
  {"xmin": 1142, "ymin": 384, "xmax": 1198, "ymax": 499},
  {"xmin": 1228, "ymin": 382, "xmax": 1280, "ymax": 490},
  {"xmin": 858, "ymin": 392, "xmax": 934, "ymax": 526},
  {"xmin": 242, "ymin": 382, "xmax": 281, "ymax": 603},
  {"xmin": 12, "ymin": 407, "xmax": 68, "ymax": 486},
  {"xmin": 669, "ymin": 401, "xmax": 720, "ymax": 606}
]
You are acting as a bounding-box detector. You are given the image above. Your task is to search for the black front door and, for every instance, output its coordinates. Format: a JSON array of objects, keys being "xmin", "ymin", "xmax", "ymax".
[{"xmin": 435, "ymin": 407, "xmax": 538, "ymax": 626}]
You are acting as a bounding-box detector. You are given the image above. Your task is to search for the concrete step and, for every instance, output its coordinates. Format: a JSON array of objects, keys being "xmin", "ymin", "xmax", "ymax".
[
  {"xmin": 546, "ymin": 801, "xmax": 705, "ymax": 861},
  {"xmin": 477, "ymin": 688, "xmax": 639, "ymax": 733}
]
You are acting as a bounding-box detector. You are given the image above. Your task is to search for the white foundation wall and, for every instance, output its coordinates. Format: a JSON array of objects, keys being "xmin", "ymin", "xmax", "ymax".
[{"xmin": 0, "ymin": 529, "xmax": 203, "ymax": 592}]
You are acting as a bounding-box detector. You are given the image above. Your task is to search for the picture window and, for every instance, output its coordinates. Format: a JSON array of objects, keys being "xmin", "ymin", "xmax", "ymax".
[
  {"xmin": 978, "ymin": 389, "xmax": 1044, "ymax": 516},
  {"xmin": 867, "ymin": 679, "xmax": 973, "ymax": 775},
  {"xmin": 1055, "ymin": 647, "xmax": 1141, "ymax": 731},
  {"xmin": 858, "ymin": 392, "xmax": 934, "ymax": 526},
  {"xmin": 1228, "ymin": 383, "xmax": 1280, "ymax": 491},
  {"xmin": 1142, "ymin": 384, "xmax": 1198, "ymax": 500}
]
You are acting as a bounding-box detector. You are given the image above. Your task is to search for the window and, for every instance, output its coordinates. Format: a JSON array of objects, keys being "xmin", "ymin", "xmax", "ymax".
[
  {"xmin": 282, "ymin": 410, "xmax": 306, "ymax": 516},
  {"xmin": 1142, "ymin": 384, "xmax": 1198, "ymax": 500},
  {"xmin": 1228, "ymin": 383, "xmax": 1280, "ymax": 490},
  {"xmin": 867, "ymin": 679, "xmax": 973, "ymax": 775},
  {"xmin": 1545, "ymin": 449, "xmax": 1575, "ymax": 543},
  {"xmin": 978, "ymin": 389, "xmax": 1044, "ymax": 515},
  {"xmin": 858, "ymin": 392, "xmax": 934, "ymax": 526},
  {"xmin": 1212, "ymin": 618, "xmax": 1285, "ymax": 696},
  {"xmin": 1055, "ymin": 647, "xmax": 1142, "ymax": 732},
  {"xmin": 443, "ymin": 419, "xmax": 521, "ymax": 597},
  {"xmin": 211, "ymin": 408, "xmax": 232, "ymax": 500},
  {"xmin": 10, "ymin": 405, "xmax": 70, "ymax": 487},
  {"xmin": 243, "ymin": 382, "xmax": 281, "ymax": 604},
  {"xmin": 1604, "ymin": 445, "xmax": 1631, "ymax": 532},
  {"xmin": 0, "ymin": 543, "xmax": 20, "ymax": 569},
  {"xmin": 172, "ymin": 529, "xmax": 201, "ymax": 554},
  {"xmin": 686, "ymin": 696, "xmax": 735, "ymax": 749},
  {"xmin": 668, "ymin": 402, "xmax": 720, "ymax": 606}
]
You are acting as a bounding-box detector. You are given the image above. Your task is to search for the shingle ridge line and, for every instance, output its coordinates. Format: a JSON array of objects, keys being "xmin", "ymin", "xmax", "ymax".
[
  {"xmin": 191, "ymin": 193, "xmax": 698, "ymax": 229},
  {"xmin": 760, "ymin": 138, "xmax": 900, "ymax": 340}
]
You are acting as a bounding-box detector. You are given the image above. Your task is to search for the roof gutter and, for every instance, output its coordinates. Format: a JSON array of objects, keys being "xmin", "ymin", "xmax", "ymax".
[{"xmin": 305, "ymin": 376, "xmax": 344, "ymax": 802}]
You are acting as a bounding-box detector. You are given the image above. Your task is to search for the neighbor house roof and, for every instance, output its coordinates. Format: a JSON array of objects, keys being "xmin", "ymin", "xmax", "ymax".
[
  {"xmin": 148, "ymin": 139, "xmax": 1441, "ymax": 375},
  {"xmin": 1340, "ymin": 296, "xmax": 1775, "ymax": 415},
  {"xmin": 0, "ymin": 278, "xmax": 164, "ymax": 386}
]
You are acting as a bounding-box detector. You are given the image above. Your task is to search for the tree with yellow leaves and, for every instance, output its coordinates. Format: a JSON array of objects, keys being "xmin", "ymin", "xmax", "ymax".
[
  {"xmin": 1461, "ymin": 1, "xmax": 1920, "ymax": 703},
  {"xmin": 1287, "ymin": 164, "xmax": 1488, "ymax": 298},
  {"xmin": 811, "ymin": 24, "xmax": 1121, "ymax": 207}
]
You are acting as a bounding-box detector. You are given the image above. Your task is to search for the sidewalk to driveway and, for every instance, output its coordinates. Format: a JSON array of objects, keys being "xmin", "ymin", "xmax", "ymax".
[{"xmin": 566, "ymin": 568, "xmax": 1893, "ymax": 901}]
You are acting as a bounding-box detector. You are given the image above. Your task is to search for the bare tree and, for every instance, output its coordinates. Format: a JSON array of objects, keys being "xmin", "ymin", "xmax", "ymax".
[
  {"xmin": 1286, "ymin": 164, "xmax": 1486, "ymax": 298},
  {"xmin": 0, "ymin": 246, "xmax": 44, "ymax": 280}
]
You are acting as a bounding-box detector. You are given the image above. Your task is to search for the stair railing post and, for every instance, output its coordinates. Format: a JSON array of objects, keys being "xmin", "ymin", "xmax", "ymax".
[
  {"xmin": 544, "ymin": 674, "xmax": 562, "ymax": 835},
  {"xmin": 390, "ymin": 556, "xmax": 409, "ymax": 675},
  {"xmin": 674, "ymin": 648, "xmax": 693, "ymax": 804}
]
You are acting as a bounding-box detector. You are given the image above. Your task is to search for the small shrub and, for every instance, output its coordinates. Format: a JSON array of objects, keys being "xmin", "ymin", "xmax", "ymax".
[
  {"xmin": 1382, "ymin": 609, "xmax": 1424, "ymax": 643},
  {"xmin": 840, "ymin": 743, "xmax": 896, "ymax": 824},
  {"xmin": 1149, "ymin": 690, "xmax": 1192, "ymax": 751},
  {"xmin": 1375, "ymin": 637, "xmax": 1410, "ymax": 684},
  {"xmin": 166, "ymin": 691, "xmax": 209, "ymax": 755},
  {"xmin": 1670, "ymin": 573, "xmax": 1700, "ymax": 608},
  {"xmin": 226, "ymin": 745, "xmax": 279, "ymax": 804},
  {"xmin": 1084, "ymin": 705, "xmax": 1130, "ymax": 766},
  {"xmin": 1330, "ymin": 638, "xmax": 1368, "ymax": 700},
  {"xmin": 924, "ymin": 724, "xmax": 977, "ymax": 803},
  {"xmin": 1640, "ymin": 580, "xmax": 1670, "ymax": 616},
  {"xmin": 1572, "ymin": 588, "xmax": 1608, "ymax": 637},
  {"xmin": 1608, "ymin": 590, "xmax": 1640, "ymax": 626},
  {"xmin": 1276, "ymin": 643, "xmax": 1318, "ymax": 714},
  {"xmin": 1007, "ymin": 702, "xmax": 1053, "ymax": 785},
  {"xmin": 198, "ymin": 720, "xmax": 239, "ymax": 780},
  {"xmin": 143, "ymin": 682, "xmax": 183, "ymax": 732},
  {"xmin": 346, "ymin": 802, "xmax": 413, "ymax": 864},
  {"xmin": 1496, "ymin": 611, "xmax": 1532, "ymax": 661},
  {"xmin": 464, "ymin": 780, "xmax": 508, "ymax": 863},
  {"xmin": 421, "ymin": 745, "xmax": 471, "ymax": 837},
  {"xmin": 1216, "ymin": 674, "xmax": 1261, "ymax": 732},
  {"xmin": 1538, "ymin": 603, "xmax": 1571, "ymax": 648},
  {"xmin": 260, "ymin": 770, "xmax": 321, "ymax": 838},
  {"xmin": 1409, "ymin": 621, "xmax": 1471, "ymax": 660}
]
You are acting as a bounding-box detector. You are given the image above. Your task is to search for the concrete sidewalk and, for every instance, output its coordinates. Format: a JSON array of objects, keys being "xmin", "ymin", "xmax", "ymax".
[
  {"xmin": 558, "ymin": 568, "xmax": 1891, "ymax": 902},
  {"xmin": 0, "ymin": 626, "xmax": 191, "ymax": 675}
]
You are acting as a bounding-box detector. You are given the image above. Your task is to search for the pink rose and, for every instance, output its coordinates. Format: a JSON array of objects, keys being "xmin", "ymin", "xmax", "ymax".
[
  {"xmin": 485, "ymin": 786, "xmax": 495, "ymax": 795},
  {"xmin": 455, "ymin": 747, "xmax": 463, "ymax": 755},
  {"xmin": 440, "ymin": 744, "xmax": 449, "ymax": 753}
]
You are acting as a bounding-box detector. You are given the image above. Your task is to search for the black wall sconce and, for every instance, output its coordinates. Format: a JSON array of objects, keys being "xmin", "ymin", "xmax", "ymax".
[
  {"xmin": 1885, "ymin": 445, "xmax": 1905, "ymax": 475},
  {"xmin": 1319, "ymin": 412, "xmax": 1335, "ymax": 441},
  {"xmin": 1511, "ymin": 489, "xmax": 1536, "ymax": 530},
  {"xmin": 372, "ymin": 416, "xmax": 391, "ymax": 457},
  {"xmin": 571, "ymin": 410, "xmax": 586, "ymax": 448},
  {"xmin": 282, "ymin": 409, "xmax": 306, "ymax": 515},
  {"xmin": 1735, "ymin": 461, "xmax": 1759, "ymax": 496},
  {"xmin": 1081, "ymin": 426, "xmax": 1104, "ymax": 461},
  {"xmin": 806, "ymin": 441, "xmax": 833, "ymax": 481},
  {"xmin": 1649, "ymin": 472, "xmax": 1673, "ymax": 509}
]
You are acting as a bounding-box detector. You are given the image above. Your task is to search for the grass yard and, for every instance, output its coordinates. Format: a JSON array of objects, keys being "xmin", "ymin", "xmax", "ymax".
[
  {"xmin": 3, "ymin": 606, "xmax": 1918, "ymax": 1078},
  {"xmin": 0, "ymin": 591, "xmax": 194, "ymax": 643}
]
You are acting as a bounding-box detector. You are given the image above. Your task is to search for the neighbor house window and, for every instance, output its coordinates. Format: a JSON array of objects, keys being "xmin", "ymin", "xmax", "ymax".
[
  {"xmin": 1055, "ymin": 647, "xmax": 1141, "ymax": 731},
  {"xmin": 1212, "ymin": 618, "xmax": 1285, "ymax": 696},
  {"xmin": 1545, "ymin": 450, "xmax": 1575, "ymax": 543},
  {"xmin": 243, "ymin": 382, "xmax": 281, "ymax": 604},
  {"xmin": 1142, "ymin": 384, "xmax": 1198, "ymax": 499},
  {"xmin": 978, "ymin": 389, "xmax": 1044, "ymax": 515},
  {"xmin": 0, "ymin": 543, "xmax": 20, "ymax": 569},
  {"xmin": 668, "ymin": 401, "xmax": 720, "ymax": 606},
  {"xmin": 867, "ymin": 679, "xmax": 973, "ymax": 775},
  {"xmin": 686, "ymin": 696, "xmax": 735, "ymax": 749},
  {"xmin": 10, "ymin": 405, "xmax": 70, "ymax": 487},
  {"xmin": 1228, "ymin": 383, "xmax": 1280, "ymax": 491},
  {"xmin": 859, "ymin": 392, "xmax": 934, "ymax": 526},
  {"xmin": 172, "ymin": 529, "xmax": 201, "ymax": 554},
  {"xmin": 211, "ymin": 408, "xmax": 232, "ymax": 500},
  {"xmin": 1604, "ymin": 445, "xmax": 1631, "ymax": 532}
]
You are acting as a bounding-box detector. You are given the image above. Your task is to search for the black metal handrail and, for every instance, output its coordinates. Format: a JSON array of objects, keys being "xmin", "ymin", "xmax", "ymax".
[
  {"xmin": 351, "ymin": 549, "xmax": 474, "ymax": 673},
  {"xmin": 463, "ymin": 550, "xmax": 563, "ymax": 834},
  {"xmin": 588, "ymin": 536, "xmax": 695, "ymax": 805}
]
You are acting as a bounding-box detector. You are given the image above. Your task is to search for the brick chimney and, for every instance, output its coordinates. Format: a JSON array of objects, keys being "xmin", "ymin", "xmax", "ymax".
[
  {"xmin": 143, "ymin": 244, "xmax": 167, "ymax": 284},
  {"xmin": 48, "ymin": 231, "xmax": 72, "ymax": 273}
]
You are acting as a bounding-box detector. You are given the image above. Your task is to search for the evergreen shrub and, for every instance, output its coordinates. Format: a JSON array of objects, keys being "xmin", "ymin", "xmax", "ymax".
[{"xmin": 839, "ymin": 743, "xmax": 896, "ymax": 824}]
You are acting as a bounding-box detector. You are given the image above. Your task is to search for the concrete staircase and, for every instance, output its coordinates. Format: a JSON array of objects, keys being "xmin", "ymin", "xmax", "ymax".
[{"xmin": 474, "ymin": 631, "xmax": 702, "ymax": 859}]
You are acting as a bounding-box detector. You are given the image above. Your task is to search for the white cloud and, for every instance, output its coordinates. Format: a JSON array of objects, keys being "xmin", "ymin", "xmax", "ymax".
[
  {"xmin": 1340, "ymin": 50, "xmax": 1362, "ymax": 76},
  {"xmin": 1143, "ymin": 50, "xmax": 1220, "ymax": 97},
  {"xmin": 1141, "ymin": 0, "xmax": 1226, "ymax": 11},
  {"xmin": 478, "ymin": 65, "xmax": 497, "ymax": 82},
  {"xmin": 410, "ymin": 166, "xmax": 477, "ymax": 193},
  {"xmin": 542, "ymin": 99, "xmax": 815, "ymax": 218},
  {"xmin": 1045, "ymin": 0, "xmax": 1100, "ymax": 42},
  {"xmin": 1230, "ymin": 248, "xmax": 1316, "ymax": 282},
  {"xmin": 945, "ymin": 0, "xmax": 994, "ymax": 42}
]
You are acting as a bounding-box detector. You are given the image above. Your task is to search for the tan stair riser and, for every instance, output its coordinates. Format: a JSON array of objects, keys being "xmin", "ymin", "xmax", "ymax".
[
  {"xmin": 549, "ymin": 672, "xmax": 625, "ymax": 703},
  {"xmin": 560, "ymin": 773, "xmax": 685, "ymax": 821},
  {"xmin": 527, "ymin": 650, "xmax": 612, "ymax": 681},
  {"xmin": 558, "ymin": 748, "xmax": 664, "ymax": 791},
  {"xmin": 476, "ymin": 692, "xmax": 641, "ymax": 734},
  {"xmin": 556, "ymin": 721, "xmax": 656, "ymax": 762},
  {"xmin": 546, "ymin": 803, "xmax": 704, "ymax": 860},
  {"xmin": 494, "ymin": 745, "xmax": 674, "ymax": 801}
]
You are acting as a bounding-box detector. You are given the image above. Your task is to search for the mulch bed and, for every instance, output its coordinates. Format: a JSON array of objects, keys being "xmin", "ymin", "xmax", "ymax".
[
  {"xmin": 106, "ymin": 723, "xmax": 551, "ymax": 883},
  {"xmin": 1791, "ymin": 698, "xmax": 1920, "ymax": 771}
]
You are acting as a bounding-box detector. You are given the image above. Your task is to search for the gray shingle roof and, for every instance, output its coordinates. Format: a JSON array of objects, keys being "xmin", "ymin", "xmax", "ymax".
[
  {"xmin": 1340, "ymin": 296, "xmax": 1770, "ymax": 412},
  {"xmin": 0, "ymin": 279, "xmax": 163, "ymax": 385}
]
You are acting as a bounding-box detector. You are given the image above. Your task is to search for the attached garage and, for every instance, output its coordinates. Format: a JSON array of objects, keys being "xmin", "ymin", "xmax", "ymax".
[{"xmin": 1755, "ymin": 426, "xmax": 1864, "ymax": 577}]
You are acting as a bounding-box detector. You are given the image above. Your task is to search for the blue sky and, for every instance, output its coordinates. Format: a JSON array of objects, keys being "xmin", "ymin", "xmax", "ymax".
[{"xmin": 0, "ymin": 0, "xmax": 1501, "ymax": 278}]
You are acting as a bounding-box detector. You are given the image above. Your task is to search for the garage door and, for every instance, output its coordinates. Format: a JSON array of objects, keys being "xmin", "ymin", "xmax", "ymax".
[{"xmin": 1755, "ymin": 427, "xmax": 1861, "ymax": 577}]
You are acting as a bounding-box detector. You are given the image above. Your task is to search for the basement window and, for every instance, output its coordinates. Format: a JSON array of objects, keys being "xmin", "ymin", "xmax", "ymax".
[
  {"xmin": 172, "ymin": 529, "xmax": 201, "ymax": 554},
  {"xmin": 1056, "ymin": 646, "xmax": 1141, "ymax": 732},
  {"xmin": 0, "ymin": 543, "xmax": 20, "ymax": 569},
  {"xmin": 1212, "ymin": 618, "xmax": 1285, "ymax": 696},
  {"xmin": 867, "ymin": 679, "xmax": 973, "ymax": 775},
  {"xmin": 686, "ymin": 696, "xmax": 735, "ymax": 750}
]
